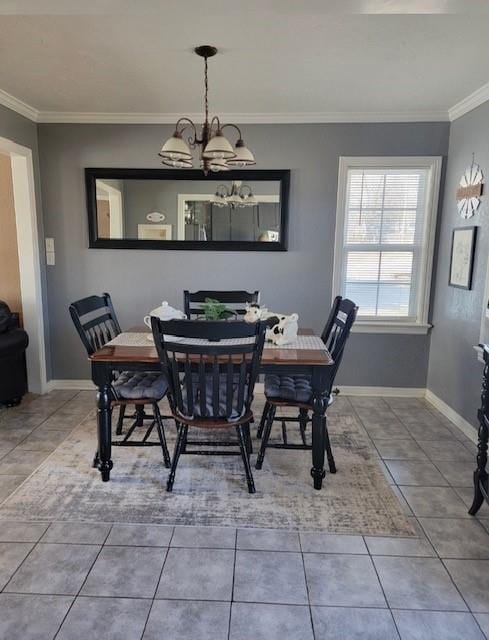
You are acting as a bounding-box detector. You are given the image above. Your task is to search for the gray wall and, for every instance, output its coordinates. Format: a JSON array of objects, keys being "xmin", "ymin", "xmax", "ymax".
[
  {"xmin": 38, "ymin": 121, "xmax": 449, "ymax": 382},
  {"xmin": 427, "ymin": 101, "xmax": 489, "ymax": 427},
  {"xmin": 0, "ymin": 104, "xmax": 51, "ymax": 380}
]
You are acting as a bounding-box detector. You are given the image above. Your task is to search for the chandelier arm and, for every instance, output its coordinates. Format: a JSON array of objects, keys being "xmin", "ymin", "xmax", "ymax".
[
  {"xmin": 209, "ymin": 116, "xmax": 221, "ymax": 135},
  {"xmin": 174, "ymin": 118, "xmax": 200, "ymax": 147},
  {"xmin": 221, "ymin": 123, "xmax": 243, "ymax": 140},
  {"xmin": 175, "ymin": 118, "xmax": 197, "ymax": 136}
]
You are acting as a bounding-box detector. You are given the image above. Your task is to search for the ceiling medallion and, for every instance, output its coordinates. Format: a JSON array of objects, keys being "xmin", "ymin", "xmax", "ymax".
[
  {"xmin": 158, "ymin": 46, "xmax": 256, "ymax": 175},
  {"xmin": 456, "ymin": 156, "xmax": 484, "ymax": 219}
]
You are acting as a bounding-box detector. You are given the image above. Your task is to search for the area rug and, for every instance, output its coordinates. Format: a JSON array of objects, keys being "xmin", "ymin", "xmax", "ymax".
[{"xmin": 0, "ymin": 399, "xmax": 414, "ymax": 536}]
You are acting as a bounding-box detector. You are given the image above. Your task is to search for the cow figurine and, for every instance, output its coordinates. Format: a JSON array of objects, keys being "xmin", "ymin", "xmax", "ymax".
[{"xmin": 244, "ymin": 303, "xmax": 299, "ymax": 346}]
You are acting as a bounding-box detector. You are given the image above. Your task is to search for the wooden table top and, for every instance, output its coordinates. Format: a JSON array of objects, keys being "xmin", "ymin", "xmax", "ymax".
[{"xmin": 90, "ymin": 327, "xmax": 333, "ymax": 366}]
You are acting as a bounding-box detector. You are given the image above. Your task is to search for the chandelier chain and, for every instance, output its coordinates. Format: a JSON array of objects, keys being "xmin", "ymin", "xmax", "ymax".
[{"xmin": 204, "ymin": 56, "xmax": 209, "ymax": 126}]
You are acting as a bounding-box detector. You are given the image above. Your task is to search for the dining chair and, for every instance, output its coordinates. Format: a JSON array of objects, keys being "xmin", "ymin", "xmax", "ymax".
[
  {"xmin": 152, "ymin": 317, "xmax": 267, "ymax": 493},
  {"xmin": 69, "ymin": 293, "xmax": 171, "ymax": 467},
  {"xmin": 184, "ymin": 290, "xmax": 260, "ymax": 319},
  {"xmin": 256, "ymin": 295, "xmax": 342, "ymax": 442},
  {"xmin": 255, "ymin": 297, "xmax": 358, "ymax": 473}
]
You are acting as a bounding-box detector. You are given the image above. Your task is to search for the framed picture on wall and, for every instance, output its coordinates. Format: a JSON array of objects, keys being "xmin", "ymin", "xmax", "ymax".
[
  {"xmin": 449, "ymin": 226, "xmax": 477, "ymax": 290},
  {"xmin": 137, "ymin": 224, "xmax": 172, "ymax": 240}
]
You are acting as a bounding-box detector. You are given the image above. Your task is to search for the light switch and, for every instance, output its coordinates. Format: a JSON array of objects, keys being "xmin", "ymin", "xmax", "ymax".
[
  {"xmin": 46, "ymin": 252, "xmax": 55, "ymax": 266},
  {"xmin": 45, "ymin": 237, "xmax": 55, "ymax": 252}
]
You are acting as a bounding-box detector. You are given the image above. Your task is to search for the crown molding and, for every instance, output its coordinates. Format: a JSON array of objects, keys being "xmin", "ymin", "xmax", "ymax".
[
  {"xmin": 448, "ymin": 81, "xmax": 489, "ymax": 121},
  {"xmin": 0, "ymin": 87, "xmax": 451, "ymax": 124},
  {"xmin": 0, "ymin": 88, "xmax": 39, "ymax": 122},
  {"xmin": 14, "ymin": 82, "xmax": 489, "ymax": 125},
  {"xmin": 35, "ymin": 110, "xmax": 449, "ymax": 124}
]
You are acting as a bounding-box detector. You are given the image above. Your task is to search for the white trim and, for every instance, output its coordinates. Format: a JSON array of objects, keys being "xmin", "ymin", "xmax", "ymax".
[
  {"xmin": 332, "ymin": 156, "xmax": 441, "ymax": 330},
  {"xmin": 448, "ymin": 81, "xmax": 489, "ymax": 122},
  {"xmin": 0, "ymin": 136, "xmax": 47, "ymax": 395},
  {"xmin": 5, "ymin": 89, "xmax": 450, "ymax": 125},
  {"xmin": 35, "ymin": 110, "xmax": 450, "ymax": 125},
  {"xmin": 0, "ymin": 89, "xmax": 39, "ymax": 122},
  {"xmin": 425, "ymin": 389, "xmax": 477, "ymax": 443},
  {"xmin": 352, "ymin": 322, "xmax": 432, "ymax": 334},
  {"xmin": 338, "ymin": 386, "xmax": 426, "ymax": 397},
  {"xmin": 3, "ymin": 80, "xmax": 489, "ymax": 125},
  {"xmin": 478, "ymin": 253, "xmax": 489, "ymax": 352},
  {"xmin": 46, "ymin": 379, "xmax": 95, "ymax": 392}
]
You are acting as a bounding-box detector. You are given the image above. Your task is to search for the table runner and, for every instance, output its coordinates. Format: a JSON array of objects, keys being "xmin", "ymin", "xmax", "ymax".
[{"xmin": 106, "ymin": 331, "xmax": 327, "ymax": 351}]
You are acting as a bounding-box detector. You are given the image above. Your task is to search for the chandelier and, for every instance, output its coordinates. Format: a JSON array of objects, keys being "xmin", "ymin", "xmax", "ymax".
[
  {"xmin": 158, "ymin": 46, "xmax": 256, "ymax": 174},
  {"xmin": 213, "ymin": 181, "xmax": 257, "ymax": 208}
]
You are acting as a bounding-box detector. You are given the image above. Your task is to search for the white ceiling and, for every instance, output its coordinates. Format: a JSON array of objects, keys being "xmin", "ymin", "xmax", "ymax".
[{"xmin": 1, "ymin": 1, "xmax": 489, "ymax": 122}]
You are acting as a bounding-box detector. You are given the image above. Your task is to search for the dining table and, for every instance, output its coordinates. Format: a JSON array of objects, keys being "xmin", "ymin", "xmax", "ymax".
[{"xmin": 89, "ymin": 327, "xmax": 334, "ymax": 490}]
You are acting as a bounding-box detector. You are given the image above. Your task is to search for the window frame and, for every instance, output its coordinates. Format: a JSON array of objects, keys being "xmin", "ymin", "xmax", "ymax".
[{"xmin": 333, "ymin": 156, "xmax": 442, "ymax": 334}]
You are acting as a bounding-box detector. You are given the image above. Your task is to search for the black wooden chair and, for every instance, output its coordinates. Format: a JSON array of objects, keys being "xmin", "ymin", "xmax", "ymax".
[
  {"xmin": 69, "ymin": 293, "xmax": 171, "ymax": 467},
  {"xmin": 152, "ymin": 318, "xmax": 267, "ymax": 493},
  {"xmin": 255, "ymin": 297, "xmax": 358, "ymax": 473},
  {"xmin": 184, "ymin": 290, "xmax": 260, "ymax": 319},
  {"xmin": 256, "ymin": 295, "xmax": 343, "ymax": 443}
]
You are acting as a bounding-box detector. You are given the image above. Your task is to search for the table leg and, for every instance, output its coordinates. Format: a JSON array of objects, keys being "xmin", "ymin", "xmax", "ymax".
[
  {"xmin": 93, "ymin": 362, "xmax": 113, "ymax": 482},
  {"xmin": 311, "ymin": 385, "xmax": 327, "ymax": 490},
  {"xmin": 470, "ymin": 359, "xmax": 489, "ymax": 515}
]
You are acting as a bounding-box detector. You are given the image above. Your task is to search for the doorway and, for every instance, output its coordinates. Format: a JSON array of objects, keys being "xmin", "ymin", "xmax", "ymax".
[{"xmin": 0, "ymin": 136, "xmax": 47, "ymax": 394}]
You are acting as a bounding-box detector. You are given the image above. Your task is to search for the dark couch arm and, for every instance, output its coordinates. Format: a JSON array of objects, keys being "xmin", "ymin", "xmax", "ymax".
[{"xmin": 8, "ymin": 313, "xmax": 20, "ymax": 330}]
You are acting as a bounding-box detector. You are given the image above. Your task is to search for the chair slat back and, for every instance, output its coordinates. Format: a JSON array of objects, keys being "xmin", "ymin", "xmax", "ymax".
[
  {"xmin": 69, "ymin": 293, "xmax": 121, "ymax": 356},
  {"xmin": 323, "ymin": 298, "xmax": 358, "ymax": 395},
  {"xmin": 321, "ymin": 296, "xmax": 342, "ymax": 344},
  {"xmin": 152, "ymin": 318, "xmax": 267, "ymax": 422},
  {"xmin": 184, "ymin": 290, "xmax": 260, "ymax": 319}
]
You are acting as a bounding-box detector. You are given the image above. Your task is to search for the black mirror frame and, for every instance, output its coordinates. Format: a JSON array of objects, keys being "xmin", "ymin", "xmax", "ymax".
[{"xmin": 85, "ymin": 168, "xmax": 290, "ymax": 251}]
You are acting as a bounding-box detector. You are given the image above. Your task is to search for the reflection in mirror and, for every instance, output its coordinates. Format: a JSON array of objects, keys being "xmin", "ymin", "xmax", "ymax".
[
  {"xmin": 96, "ymin": 180, "xmax": 124, "ymax": 239},
  {"xmin": 94, "ymin": 178, "xmax": 281, "ymax": 243}
]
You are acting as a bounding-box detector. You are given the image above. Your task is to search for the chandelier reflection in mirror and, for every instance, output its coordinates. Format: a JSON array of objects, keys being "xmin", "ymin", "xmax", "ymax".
[
  {"xmin": 158, "ymin": 46, "xmax": 256, "ymax": 175},
  {"xmin": 213, "ymin": 181, "xmax": 257, "ymax": 208}
]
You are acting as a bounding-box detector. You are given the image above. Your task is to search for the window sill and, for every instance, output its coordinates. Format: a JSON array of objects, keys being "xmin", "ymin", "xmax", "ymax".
[{"xmin": 352, "ymin": 322, "xmax": 432, "ymax": 335}]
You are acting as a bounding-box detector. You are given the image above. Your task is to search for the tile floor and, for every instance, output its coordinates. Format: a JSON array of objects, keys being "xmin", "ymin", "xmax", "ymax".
[{"xmin": 0, "ymin": 390, "xmax": 488, "ymax": 639}]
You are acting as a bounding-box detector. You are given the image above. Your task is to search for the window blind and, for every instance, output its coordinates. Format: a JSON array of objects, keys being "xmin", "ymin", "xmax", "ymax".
[{"xmin": 340, "ymin": 167, "xmax": 428, "ymax": 320}]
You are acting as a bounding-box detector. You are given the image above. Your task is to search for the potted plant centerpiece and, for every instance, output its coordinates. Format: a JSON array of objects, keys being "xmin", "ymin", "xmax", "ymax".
[{"xmin": 201, "ymin": 298, "xmax": 237, "ymax": 321}]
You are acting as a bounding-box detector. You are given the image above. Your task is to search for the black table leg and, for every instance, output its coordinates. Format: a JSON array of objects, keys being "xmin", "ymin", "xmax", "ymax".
[
  {"xmin": 93, "ymin": 362, "xmax": 113, "ymax": 482},
  {"xmin": 310, "ymin": 367, "xmax": 327, "ymax": 490},
  {"xmin": 470, "ymin": 358, "xmax": 489, "ymax": 515}
]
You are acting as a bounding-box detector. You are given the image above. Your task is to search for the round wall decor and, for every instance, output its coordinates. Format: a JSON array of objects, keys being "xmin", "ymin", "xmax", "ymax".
[
  {"xmin": 146, "ymin": 211, "xmax": 166, "ymax": 223},
  {"xmin": 456, "ymin": 161, "xmax": 483, "ymax": 219}
]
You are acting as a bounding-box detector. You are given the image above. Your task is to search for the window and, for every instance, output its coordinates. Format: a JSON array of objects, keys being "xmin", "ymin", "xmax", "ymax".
[{"xmin": 333, "ymin": 157, "xmax": 441, "ymax": 334}]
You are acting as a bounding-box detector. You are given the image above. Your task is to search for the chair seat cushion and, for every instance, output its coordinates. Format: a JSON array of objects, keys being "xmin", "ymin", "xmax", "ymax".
[
  {"xmin": 264, "ymin": 374, "xmax": 313, "ymax": 404},
  {"xmin": 113, "ymin": 371, "xmax": 168, "ymax": 401}
]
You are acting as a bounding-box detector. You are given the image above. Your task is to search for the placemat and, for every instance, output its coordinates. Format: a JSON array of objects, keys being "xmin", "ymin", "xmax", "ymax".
[{"xmin": 106, "ymin": 332, "xmax": 327, "ymax": 351}]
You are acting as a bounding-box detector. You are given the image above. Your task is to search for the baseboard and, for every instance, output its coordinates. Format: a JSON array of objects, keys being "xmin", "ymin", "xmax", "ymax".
[
  {"xmin": 256, "ymin": 383, "xmax": 425, "ymax": 397},
  {"xmin": 425, "ymin": 389, "xmax": 477, "ymax": 444},
  {"xmin": 45, "ymin": 379, "xmax": 95, "ymax": 392},
  {"xmin": 338, "ymin": 386, "xmax": 425, "ymax": 397}
]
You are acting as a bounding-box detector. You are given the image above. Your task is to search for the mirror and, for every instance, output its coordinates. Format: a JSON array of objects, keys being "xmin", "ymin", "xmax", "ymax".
[{"xmin": 86, "ymin": 169, "xmax": 289, "ymax": 250}]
